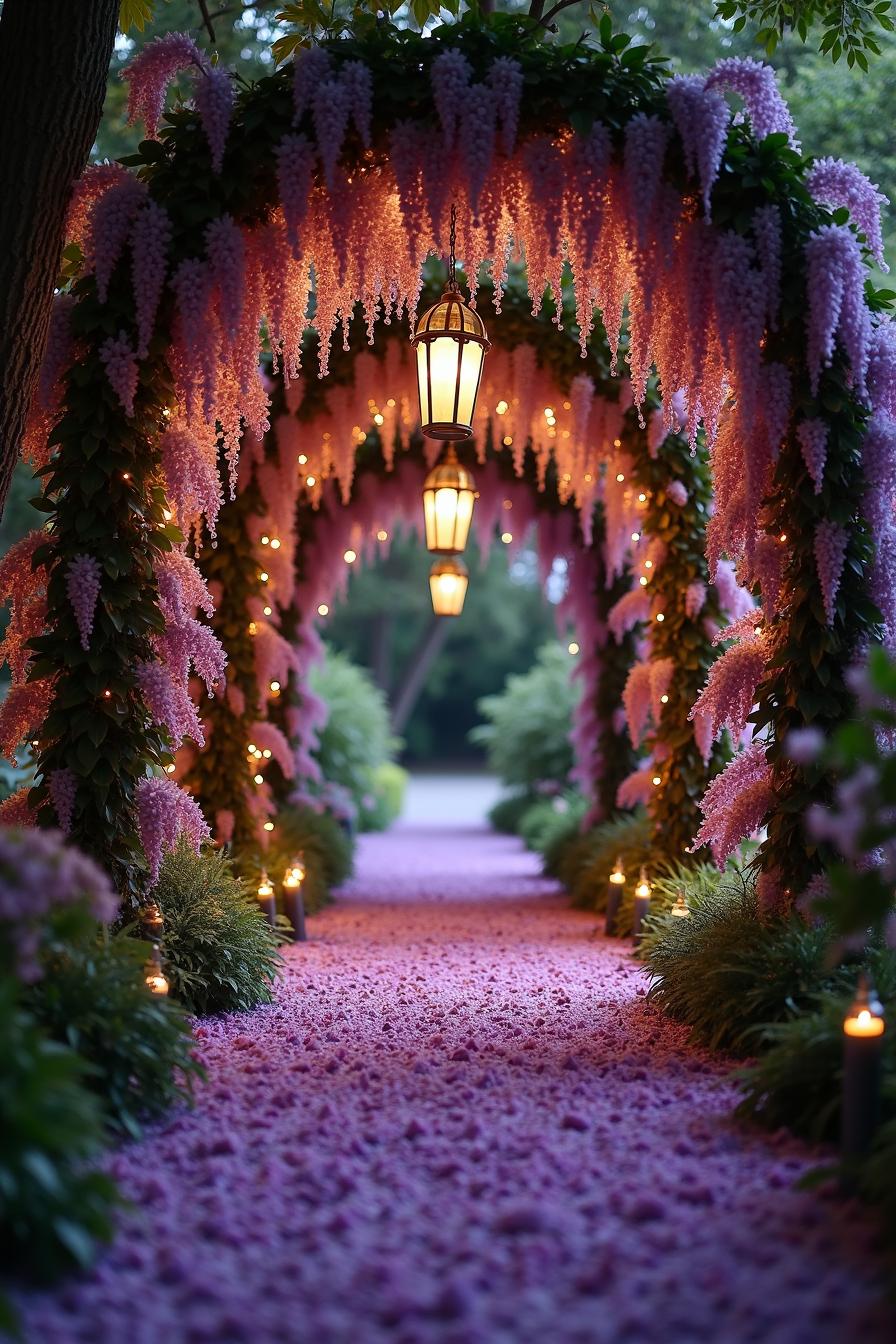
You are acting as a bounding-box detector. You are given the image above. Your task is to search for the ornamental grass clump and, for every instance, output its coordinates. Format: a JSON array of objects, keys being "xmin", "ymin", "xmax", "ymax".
[
  {"xmin": 644, "ymin": 877, "xmax": 841, "ymax": 1054},
  {"xmin": 270, "ymin": 801, "xmax": 354, "ymax": 911},
  {"xmin": 518, "ymin": 792, "xmax": 587, "ymax": 857},
  {"xmin": 154, "ymin": 840, "xmax": 282, "ymax": 1016}
]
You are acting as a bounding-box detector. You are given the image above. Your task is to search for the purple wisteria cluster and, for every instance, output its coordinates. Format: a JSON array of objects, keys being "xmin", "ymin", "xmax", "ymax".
[
  {"xmin": 135, "ymin": 775, "xmax": 211, "ymax": 886},
  {"xmin": 0, "ymin": 825, "xmax": 117, "ymax": 981}
]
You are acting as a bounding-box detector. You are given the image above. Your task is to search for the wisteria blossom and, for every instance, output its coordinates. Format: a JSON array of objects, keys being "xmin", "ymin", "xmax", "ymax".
[
  {"xmin": 136, "ymin": 775, "xmax": 211, "ymax": 885},
  {"xmin": 797, "ymin": 418, "xmax": 828, "ymax": 493},
  {"xmin": 100, "ymin": 332, "xmax": 139, "ymax": 416},
  {"xmin": 704, "ymin": 56, "xmax": 798, "ymax": 149},
  {"xmin": 65, "ymin": 554, "xmax": 103, "ymax": 651},
  {"xmin": 806, "ymin": 156, "xmax": 889, "ymax": 271},
  {"xmin": 805, "ymin": 223, "xmax": 870, "ymax": 396},
  {"xmin": 0, "ymin": 826, "xmax": 117, "ymax": 981},
  {"xmin": 814, "ymin": 519, "xmax": 849, "ymax": 625},
  {"xmin": 689, "ymin": 628, "xmax": 767, "ymax": 744},
  {"xmin": 666, "ymin": 74, "xmax": 729, "ymax": 217},
  {"xmin": 48, "ymin": 768, "xmax": 78, "ymax": 833},
  {"xmin": 695, "ymin": 741, "xmax": 773, "ymax": 867},
  {"xmin": 122, "ymin": 31, "xmax": 205, "ymax": 136}
]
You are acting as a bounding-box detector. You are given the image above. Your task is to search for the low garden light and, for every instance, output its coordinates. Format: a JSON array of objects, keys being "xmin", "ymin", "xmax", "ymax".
[
  {"xmin": 632, "ymin": 867, "xmax": 651, "ymax": 949},
  {"xmin": 605, "ymin": 855, "xmax": 625, "ymax": 936},
  {"xmin": 256, "ymin": 871, "xmax": 277, "ymax": 927},
  {"xmin": 670, "ymin": 892, "xmax": 690, "ymax": 919},
  {"xmin": 143, "ymin": 945, "xmax": 169, "ymax": 997},
  {"xmin": 429, "ymin": 557, "xmax": 468, "ymax": 618},
  {"xmin": 283, "ymin": 859, "xmax": 307, "ymax": 942},
  {"xmin": 842, "ymin": 973, "xmax": 886, "ymax": 1169},
  {"xmin": 412, "ymin": 205, "xmax": 489, "ymax": 443}
]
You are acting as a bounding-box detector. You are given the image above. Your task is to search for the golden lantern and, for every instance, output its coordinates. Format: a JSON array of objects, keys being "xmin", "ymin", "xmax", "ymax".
[
  {"xmin": 412, "ymin": 205, "xmax": 490, "ymax": 443},
  {"xmin": 143, "ymin": 945, "xmax": 169, "ymax": 997},
  {"xmin": 421, "ymin": 447, "xmax": 476, "ymax": 554},
  {"xmin": 429, "ymin": 557, "xmax": 469, "ymax": 618}
]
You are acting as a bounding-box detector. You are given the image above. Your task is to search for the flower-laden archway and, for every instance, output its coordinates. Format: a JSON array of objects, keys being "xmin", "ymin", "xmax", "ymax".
[{"xmin": 3, "ymin": 15, "xmax": 893, "ymax": 914}]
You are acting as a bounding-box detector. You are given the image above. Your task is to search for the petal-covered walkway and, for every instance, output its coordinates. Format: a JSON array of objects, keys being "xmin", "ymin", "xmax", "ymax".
[{"xmin": 19, "ymin": 818, "xmax": 894, "ymax": 1343}]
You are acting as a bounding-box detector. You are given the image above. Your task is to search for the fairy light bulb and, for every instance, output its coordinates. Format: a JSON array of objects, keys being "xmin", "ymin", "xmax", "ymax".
[
  {"xmin": 652, "ymin": 774, "xmax": 661, "ymax": 787},
  {"xmin": 259, "ymin": 571, "xmax": 269, "ymax": 584},
  {"xmin": 263, "ymin": 821, "xmax": 275, "ymax": 832},
  {"xmin": 344, "ymin": 549, "xmax": 357, "ymax": 564},
  {"xmin": 568, "ymin": 641, "xmax": 579, "ymax": 655},
  {"xmin": 318, "ymin": 603, "xmax": 329, "ymax": 616},
  {"xmin": 616, "ymin": 472, "xmax": 625, "ymax": 483}
]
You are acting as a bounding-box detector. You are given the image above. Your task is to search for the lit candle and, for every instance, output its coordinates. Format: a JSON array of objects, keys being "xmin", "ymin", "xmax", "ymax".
[
  {"xmin": 670, "ymin": 893, "xmax": 690, "ymax": 919},
  {"xmin": 256, "ymin": 871, "xmax": 277, "ymax": 928},
  {"xmin": 632, "ymin": 867, "xmax": 651, "ymax": 949},
  {"xmin": 842, "ymin": 974, "xmax": 886, "ymax": 1172},
  {"xmin": 605, "ymin": 856, "xmax": 625, "ymax": 937},
  {"xmin": 144, "ymin": 945, "xmax": 169, "ymax": 996},
  {"xmin": 282, "ymin": 860, "xmax": 307, "ymax": 943}
]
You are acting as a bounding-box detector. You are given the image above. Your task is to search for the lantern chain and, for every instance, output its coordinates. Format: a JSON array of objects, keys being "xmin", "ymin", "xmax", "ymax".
[{"xmin": 447, "ymin": 202, "xmax": 458, "ymax": 292}]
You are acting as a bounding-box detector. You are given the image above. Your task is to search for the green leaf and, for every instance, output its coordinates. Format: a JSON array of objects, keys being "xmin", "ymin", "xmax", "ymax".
[{"xmin": 119, "ymin": 0, "xmax": 153, "ymax": 33}]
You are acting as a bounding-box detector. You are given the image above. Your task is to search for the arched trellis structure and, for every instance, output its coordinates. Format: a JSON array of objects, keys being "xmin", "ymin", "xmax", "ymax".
[
  {"xmin": 2, "ymin": 16, "xmax": 893, "ymax": 914},
  {"xmin": 171, "ymin": 282, "xmax": 735, "ymax": 876}
]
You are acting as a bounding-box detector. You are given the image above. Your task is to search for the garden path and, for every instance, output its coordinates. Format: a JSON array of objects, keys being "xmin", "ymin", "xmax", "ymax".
[{"xmin": 19, "ymin": 813, "xmax": 895, "ymax": 1343}]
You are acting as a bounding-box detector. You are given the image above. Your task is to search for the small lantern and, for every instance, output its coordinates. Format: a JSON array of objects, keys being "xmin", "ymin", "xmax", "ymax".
[
  {"xmin": 144, "ymin": 945, "xmax": 169, "ymax": 997},
  {"xmin": 412, "ymin": 206, "xmax": 489, "ymax": 442},
  {"xmin": 282, "ymin": 858, "xmax": 307, "ymax": 943},
  {"xmin": 256, "ymin": 871, "xmax": 277, "ymax": 928},
  {"xmin": 421, "ymin": 448, "xmax": 476, "ymax": 555},
  {"xmin": 670, "ymin": 892, "xmax": 691, "ymax": 919},
  {"xmin": 429, "ymin": 557, "xmax": 468, "ymax": 617},
  {"xmin": 842, "ymin": 973, "xmax": 886, "ymax": 1168},
  {"xmin": 605, "ymin": 855, "xmax": 625, "ymax": 937},
  {"xmin": 632, "ymin": 866, "xmax": 651, "ymax": 949}
]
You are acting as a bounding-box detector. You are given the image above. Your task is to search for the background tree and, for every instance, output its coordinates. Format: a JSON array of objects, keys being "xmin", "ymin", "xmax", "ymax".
[{"xmin": 0, "ymin": 0, "xmax": 120, "ymax": 519}]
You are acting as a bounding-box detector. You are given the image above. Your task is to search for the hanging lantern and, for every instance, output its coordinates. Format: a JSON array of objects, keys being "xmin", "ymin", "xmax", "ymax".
[
  {"xmin": 422, "ymin": 447, "xmax": 476, "ymax": 554},
  {"xmin": 429, "ymin": 557, "xmax": 469, "ymax": 618},
  {"xmin": 412, "ymin": 205, "xmax": 490, "ymax": 442}
]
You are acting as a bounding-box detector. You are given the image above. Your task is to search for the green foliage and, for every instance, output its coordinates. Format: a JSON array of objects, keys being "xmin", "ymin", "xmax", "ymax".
[
  {"xmin": 488, "ymin": 789, "xmax": 537, "ymax": 833},
  {"xmin": 561, "ymin": 810, "xmax": 651, "ymax": 915},
  {"xmin": 152, "ymin": 841, "xmax": 283, "ymax": 1016},
  {"xmin": 517, "ymin": 791, "xmax": 587, "ymax": 853},
  {"xmin": 644, "ymin": 876, "xmax": 845, "ymax": 1053},
  {"xmin": 471, "ymin": 642, "xmax": 580, "ymax": 791},
  {"xmin": 364, "ymin": 761, "xmax": 409, "ymax": 831},
  {"xmin": 26, "ymin": 925, "xmax": 203, "ymax": 1137},
  {"xmin": 735, "ymin": 945, "xmax": 896, "ymax": 1137},
  {"xmin": 119, "ymin": 0, "xmax": 156, "ymax": 32},
  {"xmin": 714, "ymin": 0, "xmax": 893, "ymax": 67},
  {"xmin": 0, "ymin": 986, "xmax": 118, "ymax": 1292},
  {"xmin": 636, "ymin": 860, "xmax": 731, "ymax": 955},
  {"xmin": 797, "ymin": 645, "xmax": 896, "ymax": 941},
  {"xmin": 623, "ymin": 423, "xmax": 729, "ymax": 864},
  {"xmin": 310, "ymin": 648, "xmax": 401, "ymax": 827},
  {"xmin": 266, "ymin": 802, "xmax": 355, "ymax": 910}
]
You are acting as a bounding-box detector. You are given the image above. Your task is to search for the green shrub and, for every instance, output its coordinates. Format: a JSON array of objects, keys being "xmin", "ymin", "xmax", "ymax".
[
  {"xmin": 0, "ymin": 985, "xmax": 118, "ymax": 1294},
  {"xmin": 470, "ymin": 642, "xmax": 580, "ymax": 792},
  {"xmin": 518, "ymin": 792, "xmax": 587, "ymax": 854},
  {"xmin": 27, "ymin": 928, "xmax": 204, "ymax": 1137},
  {"xmin": 488, "ymin": 790, "xmax": 536, "ymax": 834},
  {"xmin": 270, "ymin": 802, "xmax": 354, "ymax": 910},
  {"xmin": 310, "ymin": 648, "xmax": 401, "ymax": 828},
  {"xmin": 735, "ymin": 945, "xmax": 896, "ymax": 1140},
  {"xmin": 363, "ymin": 761, "xmax": 408, "ymax": 831},
  {"xmin": 153, "ymin": 841, "xmax": 283, "ymax": 1017},
  {"xmin": 566, "ymin": 811, "xmax": 651, "ymax": 914},
  {"xmin": 644, "ymin": 877, "xmax": 846, "ymax": 1054},
  {"xmin": 636, "ymin": 861, "xmax": 730, "ymax": 956}
]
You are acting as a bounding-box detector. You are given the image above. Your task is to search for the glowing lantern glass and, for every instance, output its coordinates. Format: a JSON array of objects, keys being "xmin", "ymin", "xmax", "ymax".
[
  {"xmin": 429, "ymin": 557, "xmax": 468, "ymax": 618},
  {"xmin": 412, "ymin": 202, "xmax": 489, "ymax": 443},
  {"xmin": 421, "ymin": 447, "xmax": 476, "ymax": 555},
  {"xmin": 413, "ymin": 290, "xmax": 490, "ymax": 441}
]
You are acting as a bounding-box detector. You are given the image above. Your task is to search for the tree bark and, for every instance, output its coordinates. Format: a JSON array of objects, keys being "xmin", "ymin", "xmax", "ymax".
[
  {"xmin": 0, "ymin": 0, "xmax": 119, "ymax": 521},
  {"xmin": 391, "ymin": 616, "xmax": 449, "ymax": 735}
]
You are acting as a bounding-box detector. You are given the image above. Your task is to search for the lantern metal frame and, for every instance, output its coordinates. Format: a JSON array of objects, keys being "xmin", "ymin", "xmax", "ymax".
[
  {"xmin": 412, "ymin": 204, "xmax": 490, "ymax": 442},
  {"xmin": 421, "ymin": 445, "xmax": 477, "ymax": 555},
  {"xmin": 429, "ymin": 555, "xmax": 469, "ymax": 618}
]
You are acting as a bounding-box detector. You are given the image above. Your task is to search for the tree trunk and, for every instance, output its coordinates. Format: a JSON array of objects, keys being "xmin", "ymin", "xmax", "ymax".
[
  {"xmin": 391, "ymin": 617, "xmax": 449, "ymax": 735},
  {"xmin": 0, "ymin": 0, "xmax": 119, "ymax": 521}
]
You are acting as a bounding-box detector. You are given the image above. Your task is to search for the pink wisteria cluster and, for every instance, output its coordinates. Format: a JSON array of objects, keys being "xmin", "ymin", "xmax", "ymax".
[
  {"xmin": 0, "ymin": 825, "xmax": 117, "ymax": 982},
  {"xmin": 695, "ymin": 741, "xmax": 774, "ymax": 867},
  {"xmin": 137, "ymin": 549, "xmax": 227, "ymax": 751},
  {"xmin": 37, "ymin": 43, "xmax": 883, "ymax": 647},
  {"xmin": 0, "ymin": 532, "xmax": 53, "ymax": 768},
  {"xmin": 136, "ymin": 774, "xmax": 211, "ymax": 886},
  {"xmin": 689, "ymin": 610, "xmax": 766, "ymax": 746}
]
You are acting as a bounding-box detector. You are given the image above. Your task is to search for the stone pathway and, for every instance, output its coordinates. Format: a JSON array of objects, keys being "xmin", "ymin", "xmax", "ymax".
[{"xmin": 18, "ymin": 823, "xmax": 894, "ymax": 1343}]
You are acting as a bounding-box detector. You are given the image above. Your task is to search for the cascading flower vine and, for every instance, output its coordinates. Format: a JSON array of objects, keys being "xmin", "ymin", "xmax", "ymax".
[
  {"xmin": 136, "ymin": 775, "xmax": 211, "ymax": 886},
  {"xmin": 65, "ymin": 555, "xmax": 103, "ymax": 652}
]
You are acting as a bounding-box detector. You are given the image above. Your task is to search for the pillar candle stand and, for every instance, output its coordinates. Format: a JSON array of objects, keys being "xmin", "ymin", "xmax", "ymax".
[
  {"xmin": 283, "ymin": 881, "xmax": 307, "ymax": 942},
  {"xmin": 631, "ymin": 866, "xmax": 651, "ymax": 950},
  {"xmin": 841, "ymin": 973, "xmax": 886, "ymax": 1181},
  {"xmin": 256, "ymin": 872, "xmax": 277, "ymax": 929},
  {"xmin": 605, "ymin": 857, "xmax": 625, "ymax": 936}
]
